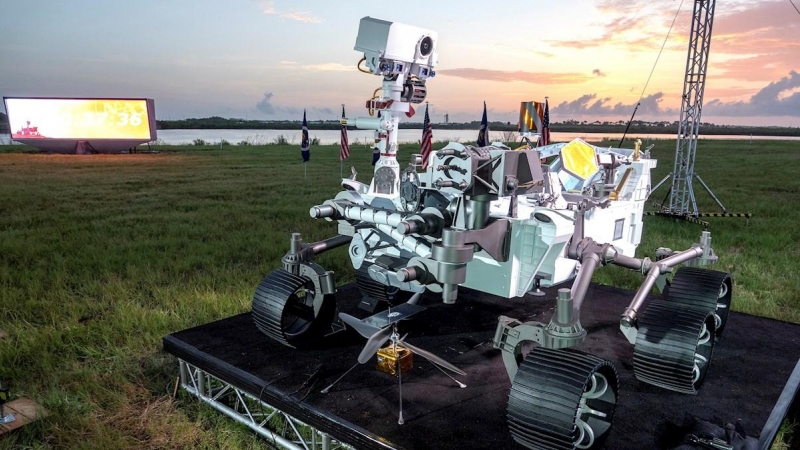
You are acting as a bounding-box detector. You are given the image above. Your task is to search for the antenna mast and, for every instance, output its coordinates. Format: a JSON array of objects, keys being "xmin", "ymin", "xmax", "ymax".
[{"xmin": 650, "ymin": 0, "xmax": 751, "ymax": 226}]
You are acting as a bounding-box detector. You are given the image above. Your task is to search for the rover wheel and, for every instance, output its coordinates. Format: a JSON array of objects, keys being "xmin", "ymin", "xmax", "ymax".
[
  {"xmin": 666, "ymin": 267, "xmax": 732, "ymax": 338},
  {"xmin": 507, "ymin": 347, "xmax": 618, "ymax": 450},
  {"xmin": 355, "ymin": 263, "xmax": 411, "ymax": 305},
  {"xmin": 633, "ymin": 300, "xmax": 715, "ymax": 394},
  {"xmin": 252, "ymin": 268, "xmax": 336, "ymax": 348}
]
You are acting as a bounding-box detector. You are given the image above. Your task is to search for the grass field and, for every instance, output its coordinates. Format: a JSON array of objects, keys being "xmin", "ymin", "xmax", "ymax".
[{"xmin": 0, "ymin": 138, "xmax": 798, "ymax": 449}]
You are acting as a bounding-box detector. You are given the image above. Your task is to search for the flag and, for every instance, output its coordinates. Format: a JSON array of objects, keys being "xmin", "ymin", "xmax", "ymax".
[
  {"xmin": 372, "ymin": 146, "xmax": 380, "ymax": 165},
  {"xmin": 529, "ymin": 102, "xmax": 545, "ymax": 147},
  {"xmin": 420, "ymin": 104, "xmax": 433, "ymax": 169},
  {"xmin": 300, "ymin": 109, "xmax": 310, "ymax": 162},
  {"xmin": 541, "ymin": 98, "xmax": 551, "ymax": 146},
  {"xmin": 477, "ymin": 101, "xmax": 488, "ymax": 147},
  {"xmin": 533, "ymin": 102, "xmax": 544, "ymax": 134},
  {"xmin": 339, "ymin": 105, "xmax": 350, "ymax": 160}
]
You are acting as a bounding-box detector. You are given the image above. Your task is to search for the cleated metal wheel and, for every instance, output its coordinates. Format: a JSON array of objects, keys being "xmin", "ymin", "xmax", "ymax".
[
  {"xmin": 355, "ymin": 263, "xmax": 411, "ymax": 306},
  {"xmin": 666, "ymin": 267, "xmax": 732, "ymax": 338},
  {"xmin": 252, "ymin": 268, "xmax": 336, "ymax": 348},
  {"xmin": 633, "ymin": 300, "xmax": 715, "ymax": 394},
  {"xmin": 507, "ymin": 347, "xmax": 618, "ymax": 450}
]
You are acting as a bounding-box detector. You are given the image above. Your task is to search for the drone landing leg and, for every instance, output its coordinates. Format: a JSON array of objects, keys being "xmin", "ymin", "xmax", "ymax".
[
  {"xmin": 429, "ymin": 361, "xmax": 467, "ymax": 388},
  {"xmin": 320, "ymin": 362, "xmax": 360, "ymax": 394},
  {"xmin": 397, "ymin": 355, "xmax": 404, "ymax": 425}
]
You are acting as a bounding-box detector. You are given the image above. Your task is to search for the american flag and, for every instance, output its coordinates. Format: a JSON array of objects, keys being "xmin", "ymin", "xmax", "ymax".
[
  {"xmin": 541, "ymin": 98, "xmax": 551, "ymax": 146},
  {"xmin": 339, "ymin": 105, "xmax": 350, "ymax": 160},
  {"xmin": 420, "ymin": 104, "xmax": 433, "ymax": 169},
  {"xmin": 300, "ymin": 109, "xmax": 310, "ymax": 162}
]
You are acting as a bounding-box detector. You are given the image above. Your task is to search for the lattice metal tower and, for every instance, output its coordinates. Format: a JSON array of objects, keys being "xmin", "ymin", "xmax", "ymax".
[{"xmin": 668, "ymin": 0, "xmax": 725, "ymax": 216}]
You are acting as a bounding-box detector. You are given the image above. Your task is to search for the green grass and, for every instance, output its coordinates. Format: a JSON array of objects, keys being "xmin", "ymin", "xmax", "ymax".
[{"xmin": 0, "ymin": 139, "xmax": 797, "ymax": 449}]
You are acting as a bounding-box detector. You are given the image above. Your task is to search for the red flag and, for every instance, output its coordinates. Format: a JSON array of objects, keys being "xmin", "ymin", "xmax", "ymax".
[{"xmin": 420, "ymin": 104, "xmax": 433, "ymax": 169}]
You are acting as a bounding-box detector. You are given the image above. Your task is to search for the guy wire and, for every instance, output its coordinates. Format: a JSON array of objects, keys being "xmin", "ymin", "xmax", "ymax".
[{"xmin": 620, "ymin": 0, "xmax": 686, "ymax": 146}]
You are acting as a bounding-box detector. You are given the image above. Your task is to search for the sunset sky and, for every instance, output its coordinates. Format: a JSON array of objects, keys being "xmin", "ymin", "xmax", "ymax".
[{"xmin": 1, "ymin": 0, "xmax": 798, "ymax": 126}]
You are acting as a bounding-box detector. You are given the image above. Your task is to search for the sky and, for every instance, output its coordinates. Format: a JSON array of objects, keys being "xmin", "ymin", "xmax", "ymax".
[{"xmin": 1, "ymin": 0, "xmax": 799, "ymax": 126}]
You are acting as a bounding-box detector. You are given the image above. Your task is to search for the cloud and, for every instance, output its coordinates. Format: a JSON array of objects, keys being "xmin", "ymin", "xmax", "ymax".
[
  {"xmin": 258, "ymin": 2, "xmax": 322, "ymax": 23},
  {"xmin": 709, "ymin": 1, "xmax": 800, "ymax": 82},
  {"xmin": 552, "ymin": 92, "xmax": 676, "ymax": 117},
  {"xmin": 549, "ymin": 1, "xmax": 686, "ymax": 52},
  {"xmin": 439, "ymin": 68, "xmax": 593, "ymax": 84},
  {"xmin": 554, "ymin": 1, "xmax": 799, "ymax": 84},
  {"xmin": 276, "ymin": 61, "xmax": 349, "ymax": 72},
  {"xmin": 532, "ymin": 51, "xmax": 554, "ymax": 58},
  {"xmin": 256, "ymin": 91, "xmax": 276, "ymax": 115},
  {"xmin": 547, "ymin": 72, "xmax": 800, "ymax": 120},
  {"xmin": 593, "ymin": 69, "xmax": 606, "ymax": 77},
  {"xmin": 705, "ymin": 71, "xmax": 800, "ymax": 116},
  {"xmin": 260, "ymin": 1, "xmax": 276, "ymax": 14},
  {"xmin": 254, "ymin": 91, "xmax": 335, "ymax": 117},
  {"xmin": 281, "ymin": 12, "xmax": 322, "ymax": 23}
]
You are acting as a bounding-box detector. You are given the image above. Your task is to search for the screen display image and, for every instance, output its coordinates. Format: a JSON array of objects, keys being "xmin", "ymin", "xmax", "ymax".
[{"xmin": 5, "ymin": 98, "xmax": 154, "ymax": 140}]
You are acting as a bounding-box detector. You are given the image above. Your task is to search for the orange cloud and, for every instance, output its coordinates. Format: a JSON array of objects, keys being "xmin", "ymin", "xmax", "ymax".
[
  {"xmin": 439, "ymin": 68, "xmax": 593, "ymax": 84},
  {"xmin": 549, "ymin": 1, "xmax": 689, "ymax": 52},
  {"xmin": 710, "ymin": 1, "xmax": 799, "ymax": 81}
]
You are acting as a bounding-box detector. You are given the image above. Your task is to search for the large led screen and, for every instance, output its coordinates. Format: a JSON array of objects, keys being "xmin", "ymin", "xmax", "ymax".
[{"xmin": 4, "ymin": 98, "xmax": 156, "ymax": 140}]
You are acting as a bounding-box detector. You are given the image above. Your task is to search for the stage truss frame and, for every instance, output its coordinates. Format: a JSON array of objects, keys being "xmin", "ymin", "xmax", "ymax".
[{"xmin": 178, "ymin": 359, "xmax": 355, "ymax": 450}]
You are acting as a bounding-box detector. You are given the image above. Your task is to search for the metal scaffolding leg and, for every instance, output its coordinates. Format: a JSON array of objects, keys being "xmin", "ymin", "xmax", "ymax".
[
  {"xmin": 694, "ymin": 174, "xmax": 727, "ymax": 212},
  {"xmin": 177, "ymin": 360, "xmax": 354, "ymax": 450}
]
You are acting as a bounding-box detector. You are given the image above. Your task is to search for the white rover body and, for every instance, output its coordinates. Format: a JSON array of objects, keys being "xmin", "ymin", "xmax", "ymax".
[
  {"xmin": 252, "ymin": 17, "xmax": 733, "ymax": 450},
  {"xmin": 332, "ymin": 138, "xmax": 657, "ymax": 302}
]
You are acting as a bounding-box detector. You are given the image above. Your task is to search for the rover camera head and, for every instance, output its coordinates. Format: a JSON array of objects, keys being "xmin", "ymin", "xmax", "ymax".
[{"xmin": 354, "ymin": 17, "xmax": 438, "ymax": 80}]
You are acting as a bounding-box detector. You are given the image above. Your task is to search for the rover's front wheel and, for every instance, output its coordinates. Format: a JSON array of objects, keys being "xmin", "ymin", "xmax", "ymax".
[{"xmin": 252, "ymin": 268, "xmax": 336, "ymax": 348}]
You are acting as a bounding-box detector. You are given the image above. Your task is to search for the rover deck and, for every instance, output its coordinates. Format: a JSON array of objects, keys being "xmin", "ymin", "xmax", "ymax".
[{"xmin": 163, "ymin": 283, "xmax": 800, "ymax": 449}]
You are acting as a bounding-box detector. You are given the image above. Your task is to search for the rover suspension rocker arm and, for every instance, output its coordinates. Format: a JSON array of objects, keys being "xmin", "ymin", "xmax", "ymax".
[
  {"xmin": 565, "ymin": 201, "xmax": 718, "ymax": 343},
  {"xmin": 493, "ymin": 199, "xmax": 717, "ymax": 380},
  {"xmin": 280, "ymin": 232, "xmax": 353, "ymax": 297}
]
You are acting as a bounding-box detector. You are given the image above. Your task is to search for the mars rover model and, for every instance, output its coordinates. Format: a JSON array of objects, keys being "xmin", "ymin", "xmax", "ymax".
[{"xmin": 251, "ymin": 17, "xmax": 733, "ymax": 450}]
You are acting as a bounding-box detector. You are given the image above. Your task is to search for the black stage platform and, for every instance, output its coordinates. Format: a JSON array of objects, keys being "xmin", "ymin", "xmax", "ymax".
[{"xmin": 163, "ymin": 283, "xmax": 800, "ymax": 449}]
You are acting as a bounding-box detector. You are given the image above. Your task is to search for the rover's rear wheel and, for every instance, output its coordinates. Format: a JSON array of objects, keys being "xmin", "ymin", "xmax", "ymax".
[
  {"xmin": 633, "ymin": 300, "xmax": 715, "ymax": 394},
  {"xmin": 666, "ymin": 267, "xmax": 732, "ymax": 338},
  {"xmin": 252, "ymin": 268, "xmax": 336, "ymax": 348},
  {"xmin": 507, "ymin": 347, "xmax": 618, "ymax": 450}
]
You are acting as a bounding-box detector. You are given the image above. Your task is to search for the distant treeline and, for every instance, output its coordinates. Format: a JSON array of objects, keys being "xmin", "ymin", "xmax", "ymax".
[
  {"xmin": 2, "ymin": 113, "xmax": 798, "ymax": 136},
  {"xmin": 155, "ymin": 116, "xmax": 800, "ymax": 137}
]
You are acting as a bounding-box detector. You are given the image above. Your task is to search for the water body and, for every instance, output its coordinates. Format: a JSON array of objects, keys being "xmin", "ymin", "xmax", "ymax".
[{"xmin": 2, "ymin": 130, "xmax": 798, "ymax": 146}]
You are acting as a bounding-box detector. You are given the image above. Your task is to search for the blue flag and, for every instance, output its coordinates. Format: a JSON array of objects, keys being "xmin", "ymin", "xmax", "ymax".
[
  {"xmin": 372, "ymin": 146, "xmax": 380, "ymax": 165},
  {"xmin": 372, "ymin": 110, "xmax": 381, "ymax": 165},
  {"xmin": 301, "ymin": 109, "xmax": 310, "ymax": 162},
  {"xmin": 477, "ymin": 101, "xmax": 488, "ymax": 147}
]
